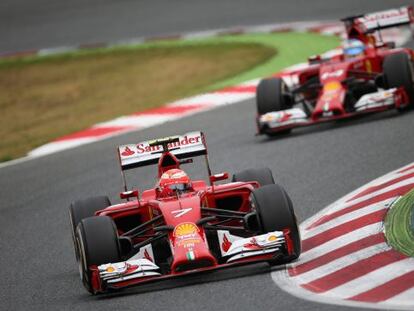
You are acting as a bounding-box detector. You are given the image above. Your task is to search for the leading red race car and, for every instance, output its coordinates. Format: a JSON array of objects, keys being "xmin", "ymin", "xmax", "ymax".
[
  {"xmin": 69, "ymin": 131, "xmax": 301, "ymax": 294},
  {"xmin": 256, "ymin": 6, "xmax": 414, "ymax": 136}
]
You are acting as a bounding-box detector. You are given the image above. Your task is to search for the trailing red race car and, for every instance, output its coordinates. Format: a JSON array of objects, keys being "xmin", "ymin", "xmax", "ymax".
[
  {"xmin": 256, "ymin": 6, "xmax": 414, "ymax": 136},
  {"xmin": 69, "ymin": 131, "xmax": 301, "ymax": 294}
]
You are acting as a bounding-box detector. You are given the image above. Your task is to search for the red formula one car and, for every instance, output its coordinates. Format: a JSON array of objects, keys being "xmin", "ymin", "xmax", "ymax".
[
  {"xmin": 69, "ymin": 131, "xmax": 301, "ymax": 294},
  {"xmin": 256, "ymin": 6, "xmax": 414, "ymax": 136}
]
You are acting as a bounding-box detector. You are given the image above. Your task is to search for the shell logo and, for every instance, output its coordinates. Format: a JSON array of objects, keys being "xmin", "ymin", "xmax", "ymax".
[
  {"xmin": 323, "ymin": 81, "xmax": 342, "ymax": 92},
  {"xmin": 268, "ymin": 235, "xmax": 278, "ymax": 241},
  {"xmin": 174, "ymin": 222, "xmax": 199, "ymax": 237}
]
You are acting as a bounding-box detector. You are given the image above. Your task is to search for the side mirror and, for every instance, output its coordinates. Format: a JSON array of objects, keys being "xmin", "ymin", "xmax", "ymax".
[
  {"xmin": 210, "ymin": 172, "xmax": 229, "ymax": 183},
  {"xmin": 179, "ymin": 158, "xmax": 193, "ymax": 165},
  {"xmin": 120, "ymin": 189, "xmax": 139, "ymax": 200},
  {"xmin": 308, "ymin": 54, "xmax": 321, "ymax": 64}
]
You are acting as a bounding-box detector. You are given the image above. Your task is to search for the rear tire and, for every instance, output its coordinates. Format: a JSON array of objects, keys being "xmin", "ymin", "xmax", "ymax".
[
  {"xmin": 383, "ymin": 53, "xmax": 414, "ymax": 109},
  {"xmin": 232, "ymin": 167, "xmax": 275, "ymax": 187},
  {"xmin": 256, "ymin": 78, "xmax": 292, "ymax": 135},
  {"xmin": 251, "ymin": 184, "xmax": 301, "ymax": 264},
  {"xmin": 69, "ymin": 196, "xmax": 111, "ymax": 261},
  {"xmin": 76, "ymin": 216, "xmax": 121, "ymax": 294}
]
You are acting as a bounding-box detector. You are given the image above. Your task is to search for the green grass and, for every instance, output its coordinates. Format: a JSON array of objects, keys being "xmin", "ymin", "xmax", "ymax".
[
  {"xmin": 203, "ymin": 32, "xmax": 340, "ymax": 89},
  {"xmin": 385, "ymin": 188, "xmax": 414, "ymax": 257},
  {"xmin": 0, "ymin": 32, "xmax": 340, "ymax": 161}
]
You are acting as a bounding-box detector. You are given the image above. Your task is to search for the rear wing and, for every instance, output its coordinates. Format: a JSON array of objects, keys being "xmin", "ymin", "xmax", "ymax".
[
  {"xmin": 118, "ymin": 131, "xmax": 207, "ymax": 170},
  {"xmin": 343, "ymin": 6, "xmax": 414, "ymax": 34}
]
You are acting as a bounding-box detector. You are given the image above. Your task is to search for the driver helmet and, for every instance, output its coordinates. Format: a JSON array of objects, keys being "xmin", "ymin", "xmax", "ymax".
[
  {"xmin": 343, "ymin": 39, "xmax": 365, "ymax": 58},
  {"xmin": 158, "ymin": 169, "xmax": 192, "ymax": 197}
]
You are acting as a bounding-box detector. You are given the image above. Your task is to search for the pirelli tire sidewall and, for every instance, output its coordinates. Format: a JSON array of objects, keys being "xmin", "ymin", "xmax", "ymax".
[
  {"xmin": 76, "ymin": 216, "xmax": 121, "ymax": 294},
  {"xmin": 383, "ymin": 52, "xmax": 414, "ymax": 108},
  {"xmin": 69, "ymin": 196, "xmax": 111, "ymax": 262},
  {"xmin": 251, "ymin": 184, "xmax": 301, "ymax": 262}
]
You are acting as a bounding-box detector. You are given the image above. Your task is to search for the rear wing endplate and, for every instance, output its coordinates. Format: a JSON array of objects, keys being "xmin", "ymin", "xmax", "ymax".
[{"xmin": 118, "ymin": 131, "xmax": 207, "ymax": 170}]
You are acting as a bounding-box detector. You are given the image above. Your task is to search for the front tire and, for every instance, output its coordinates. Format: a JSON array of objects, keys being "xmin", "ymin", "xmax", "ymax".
[
  {"xmin": 383, "ymin": 52, "xmax": 414, "ymax": 109},
  {"xmin": 76, "ymin": 216, "xmax": 121, "ymax": 294},
  {"xmin": 256, "ymin": 78, "xmax": 292, "ymax": 135},
  {"xmin": 251, "ymin": 184, "xmax": 301, "ymax": 264},
  {"xmin": 69, "ymin": 196, "xmax": 111, "ymax": 261}
]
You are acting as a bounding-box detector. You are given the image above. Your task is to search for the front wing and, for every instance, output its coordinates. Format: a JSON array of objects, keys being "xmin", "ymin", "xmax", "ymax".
[
  {"xmin": 91, "ymin": 230, "xmax": 290, "ymax": 293},
  {"xmin": 257, "ymin": 88, "xmax": 409, "ymax": 134}
]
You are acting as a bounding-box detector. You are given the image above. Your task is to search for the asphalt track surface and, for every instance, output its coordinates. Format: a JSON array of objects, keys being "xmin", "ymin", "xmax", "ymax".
[
  {"xmin": 1, "ymin": 1, "xmax": 414, "ymax": 311},
  {"xmin": 0, "ymin": 0, "xmax": 412, "ymax": 53}
]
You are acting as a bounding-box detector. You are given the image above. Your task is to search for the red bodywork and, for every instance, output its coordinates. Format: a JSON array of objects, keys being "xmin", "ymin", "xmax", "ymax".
[
  {"xmin": 257, "ymin": 6, "xmax": 414, "ymax": 135},
  {"xmin": 83, "ymin": 133, "xmax": 292, "ymax": 293}
]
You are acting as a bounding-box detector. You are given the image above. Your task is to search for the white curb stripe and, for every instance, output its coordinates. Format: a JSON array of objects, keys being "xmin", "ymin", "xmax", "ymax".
[
  {"xmin": 273, "ymin": 161, "xmax": 414, "ymax": 310},
  {"xmin": 333, "ymin": 259, "xmax": 414, "ymax": 300},
  {"xmin": 303, "ymin": 199, "xmax": 393, "ymax": 240},
  {"xmin": 299, "ymin": 223, "xmax": 383, "ymax": 262},
  {"xmin": 292, "ymin": 243, "xmax": 390, "ymax": 284}
]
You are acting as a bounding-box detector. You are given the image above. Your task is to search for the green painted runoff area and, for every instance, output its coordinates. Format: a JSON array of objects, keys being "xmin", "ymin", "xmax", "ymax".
[{"xmin": 385, "ymin": 188, "xmax": 414, "ymax": 257}]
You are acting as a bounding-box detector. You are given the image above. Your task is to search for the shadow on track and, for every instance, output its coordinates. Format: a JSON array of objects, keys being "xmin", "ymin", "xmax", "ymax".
[{"xmin": 259, "ymin": 109, "xmax": 410, "ymax": 143}]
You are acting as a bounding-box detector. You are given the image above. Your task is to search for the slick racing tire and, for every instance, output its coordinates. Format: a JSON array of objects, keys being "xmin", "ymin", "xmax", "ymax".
[
  {"xmin": 256, "ymin": 77, "xmax": 292, "ymax": 135},
  {"xmin": 69, "ymin": 196, "xmax": 111, "ymax": 261},
  {"xmin": 251, "ymin": 184, "xmax": 301, "ymax": 264},
  {"xmin": 256, "ymin": 77, "xmax": 291, "ymax": 114},
  {"xmin": 76, "ymin": 216, "xmax": 121, "ymax": 294},
  {"xmin": 383, "ymin": 52, "xmax": 414, "ymax": 109},
  {"xmin": 232, "ymin": 167, "xmax": 275, "ymax": 187}
]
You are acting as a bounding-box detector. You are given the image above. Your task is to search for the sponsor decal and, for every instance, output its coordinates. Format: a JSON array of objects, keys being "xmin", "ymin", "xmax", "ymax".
[
  {"xmin": 136, "ymin": 135, "xmax": 201, "ymax": 154},
  {"xmin": 321, "ymin": 70, "xmax": 344, "ymax": 81},
  {"xmin": 161, "ymin": 170, "xmax": 187, "ymax": 180},
  {"xmin": 268, "ymin": 235, "xmax": 278, "ymax": 242},
  {"xmin": 144, "ymin": 249, "xmax": 153, "ymax": 262},
  {"xmin": 361, "ymin": 8, "xmax": 408, "ymax": 23},
  {"xmin": 121, "ymin": 146, "xmax": 135, "ymax": 157},
  {"xmin": 323, "ymin": 81, "xmax": 342, "ymax": 92},
  {"xmin": 179, "ymin": 239, "xmax": 201, "ymax": 248},
  {"xmin": 321, "ymin": 81, "xmax": 342, "ymax": 102},
  {"xmin": 222, "ymin": 234, "xmax": 232, "ymax": 252},
  {"xmin": 186, "ymin": 250, "xmax": 196, "ymax": 261},
  {"xmin": 279, "ymin": 111, "xmax": 292, "ymax": 122},
  {"xmin": 174, "ymin": 222, "xmax": 201, "ymax": 248},
  {"xmin": 174, "ymin": 222, "xmax": 199, "ymax": 237},
  {"xmin": 243, "ymin": 237, "xmax": 262, "ymax": 250},
  {"xmin": 171, "ymin": 208, "xmax": 192, "ymax": 218}
]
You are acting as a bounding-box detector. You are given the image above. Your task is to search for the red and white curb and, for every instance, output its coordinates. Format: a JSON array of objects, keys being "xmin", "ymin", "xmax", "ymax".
[
  {"xmin": 27, "ymin": 81, "xmax": 259, "ymax": 156},
  {"xmin": 24, "ymin": 22, "xmax": 410, "ymax": 159},
  {"xmin": 272, "ymin": 162, "xmax": 414, "ymax": 310}
]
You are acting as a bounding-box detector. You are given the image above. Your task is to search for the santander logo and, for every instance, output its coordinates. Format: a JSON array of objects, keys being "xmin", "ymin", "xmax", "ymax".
[
  {"xmin": 136, "ymin": 135, "xmax": 202, "ymax": 154},
  {"xmin": 121, "ymin": 146, "xmax": 135, "ymax": 157}
]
